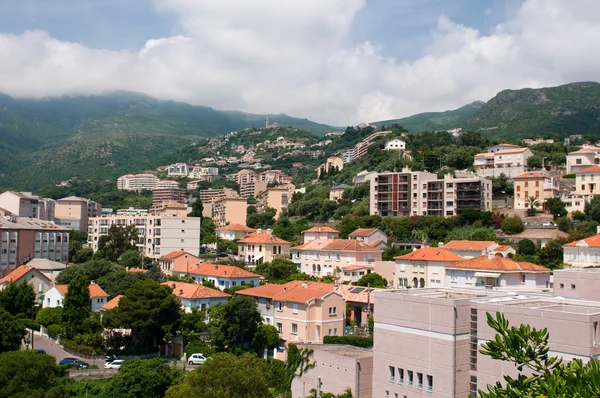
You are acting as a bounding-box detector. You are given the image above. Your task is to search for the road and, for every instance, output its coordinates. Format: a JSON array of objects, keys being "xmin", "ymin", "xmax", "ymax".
[{"xmin": 27, "ymin": 331, "xmax": 106, "ymax": 368}]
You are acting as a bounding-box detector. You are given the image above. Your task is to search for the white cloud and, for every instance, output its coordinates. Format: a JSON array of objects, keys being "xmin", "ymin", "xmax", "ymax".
[{"xmin": 0, "ymin": 0, "xmax": 599, "ymax": 125}]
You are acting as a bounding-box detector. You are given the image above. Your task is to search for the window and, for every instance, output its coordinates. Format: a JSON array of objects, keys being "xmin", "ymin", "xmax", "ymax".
[
  {"xmin": 571, "ymin": 284, "xmax": 576, "ymax": 290},
  {"xmin": 389, "ymin": 366, "xmax": 395, "ymax": 382},
  {"xmin": 328, "ymin": 329, "xmax": 332, "ymax": 335},
  {"xmin": 407, "ymin": 371, "xmax": 413, "ymax": 387},
  {"xmin": 277, "ymin": 302, "xmax": 283, "ymax": 311},
  {"xmin": 385, "ymin": 391, "xmax": 389, "ymax": 398},
  {"xmin": 417, "ymin": 373, "xmax": 423, "ymax": 389},
  {"xmin": 334, "ymin": 328, "xmax": 337, "ymax": 335},
  {"xmin": 335, "ymin": 253, "xmax": 341, "ymax": 261},
  {"xmin": 291, "ymin": 323, "xmax": 298, "ymax": 334},
  {"xmin": 398, "ymin": 368, "xmax": 404, "ymax": 384},
  {"xmin": 521, "ymin": 274, "xmax": 526, "ymax": 284},
  {"xmin": 427, "ymin": 375, "xmax": 433, "ymax": 392},
  {"xmin": 577, "ymin": 158, "xmax": 582, "ymax": 164},
  {"xmin": 329, "ymin": 307, "xmax": 337, "ymax": 315},
  {"xmin": 293, "ymin": 303, "xmax": 298, "ymax": 314},
  {"xmin": 276, "ymin": 323, "xmax": 283, "ymax": 333},
  {"xmin": 559, "ymin": 283, "xmax": 564, "ymax": 289}
]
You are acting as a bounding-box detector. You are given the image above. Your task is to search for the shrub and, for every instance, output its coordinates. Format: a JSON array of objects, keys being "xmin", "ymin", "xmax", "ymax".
[
  {"xmin": 47, "ymin": 324, "xmax": 63, "ymax": 339},
  {"xmin": 562, "ymin": 174, "xmax": 576, "ymax": 179},
  {"xmin": 557, "ymin": 217, "xmax": 572, "ymax": 232},
  {"xmin": 185, "ymin": 342, "xmax": 215, "ymax": 359},
  {"xmin": 572, "ymin": 211, "xmax": 586, "ymax": 221},
  {"xmin": 62, "ymin": 339, "xmax": 99, "ymax": 356},
  {"xmin": 517, "ymin": 239, "xmax": 537, "ymax": 256},
  {"xmin": 501, "ymin": 216, "xmax": 524, "ymax": 235},
  {"xmin": 323, "ymin": 335, "xmax": 373, "ymax": 348}
]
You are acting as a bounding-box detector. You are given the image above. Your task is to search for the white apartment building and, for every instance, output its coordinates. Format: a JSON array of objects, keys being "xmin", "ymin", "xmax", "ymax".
[
  {"xmin": 117, "ymin": 174, "xmax": 159, "ymax": 191},
  {"xmin": 88, "ymin": 215, "xmax": 201, "ymax": 260},
  {"xmin": 167, "ymin": 163, "xmax": 189, "ymax": 177},
  {"xmin": 188, "ymin": 165, "xmax": 219, "ymax": 181},
  {"xmin": 0, "ymin": 191, "xmax": 46, "ymax": 219},
  {"xmin": 563, "ymin": 234, "xmax": 600, "ymax": 267},
  {"xmin": 473, "ymin": 146, "xmax": 533, "ymax": 178},
  {"xmin": 384, "ymin": 139, "xmax": 406, "ymax": 151}
]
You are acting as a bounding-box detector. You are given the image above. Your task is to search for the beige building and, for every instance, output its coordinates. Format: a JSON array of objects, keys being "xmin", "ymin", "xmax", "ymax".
[
  {"xmin": 348, "ymin": 228, "xmax": 388, "ymax": 247},
  {"xmin": 353, "ymin": 131, "xmax": 392, "ymax": 159},
  {"xmin": 316, "ymin": 156, "xmax": 344, "ymax": 178},
  {"xmin": 329, "ymin": 184, "xmax": 351, "ymax": 201},
  {"xmin": 394, "ymin": 247, "xmax": 465, "ymax": 288},
  {"xmin": 0, "ymin": 191, "xmax": 47, "ymax": 219},
  {"xmin": 441, "ymin": 240, "xmax": 498, "ymax": 259},
  {"xmin": 54, "ymin": 196, "xmax": 101, "ymax": 232},
  {"xmin": 473, "ymin": 146, "xmax": 533, "ymax": 178},
  {"xmin": 215, "ymin": 223, "xmax": 255, "ymax": 241},
  {"xmin": 0, "ymin": 264, "xmax": 52, "ymax": 299},
  {"xmin": 151, "ymin": 186, "xmax": 186, "ymax": 215},
  {"xmin": 117, "ymin": 173, "xmax": 159, "ymax": 191},
  {"xmin": 575, "ymin": 165, "xmax": 600, "ymax": 200},
  {"xmin": 513, "ymin": 171, "xmax": 559, "ymax": 210},
  {"xmin": 212, "ymin": 197, "xmax": 248, "ymax": 228},
  {"xmin": 238, "ymin": 229, "xmax": 291, "ymax": 265},
  {"xmin": 566, "ymin": 147, "xmax": 600, "ymax": 174},
  {"xmin": 240, "ymin": 180, "xmax": 267, "ymax": 199},
  {"xmin": 159, "ymin": 251, "xmax": 200, "ymax": 276},
  {"xmin": 256, "ymin": 186, "xmax": 292, "ymax": 217}
]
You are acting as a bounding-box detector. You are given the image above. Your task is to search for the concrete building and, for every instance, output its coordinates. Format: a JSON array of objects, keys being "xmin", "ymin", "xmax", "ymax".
[
  {"xmin": 441, "ymin": 240, "xmax": 498, "ymax": 259},
  {"xmin": 151, "ymin": 185, "xmax": 186, "ymax": 214},
  {"xmin": 563, "ymin": 234, "xmax": 600, "ymax": 267},
  {"xmin": 334, "ymin": 284, "xmax": 377, "ymax": 327},
  {"xmin": 43, "ymin": 282, "xmax": 109, "ymax": 312},
  {"xmin": 316, "ymin": 156, "xmax": 344, "ymax": 178},
  {"xmin": 394, "ymin": 247, "xmax": 465, "ymax": 288},
  {"xmin": 258, "ymin": 170, "xmax": 292, "ymax": 185},
  {"xmin": 566, "ymin": 147, "xmax": 600, "ymax": 174},
  {"xmin": 329, "ymin": 184, "xmax": 351, "ymax": 201},
  {"xmin": 552, "ymin": 268, "xmax": 600, "ymax": 300},
  {"xmin": 167, "ymin": 163, "xmax": 189, "ymax": 177},
  {"xmin": 256, "ymin": 186, "xmax": 292, "ymax": 217},
  {"xmin": 236, "ymin": 169, "xmax": 258, "ymax": 185},
  {"xmin": 172, "ymin": 263, "xmax": 261, "ymax": 290},
  {"xmin": 25, "ymin": 258, "xmax": 67, "ymax": 283},
  {"xmin": 161, "ymin": 281, "xmax": 230, "ymax": 313},
  {"xmin": 188, "ymin": 165, "xmax": 219, "ymax": 181},
  {"xmin": 384, "ymin": 138, "xmax": 406, "ymax": 151},
  {"xmin": 159, "ymin": 251, "xmax": 200, "ymax": 275},
  {"xmin": 238, "ymin": 229, "xmax": 291, "ymax": 265},
  {"xmin": 54, "ymin": 196, "xmax": 101, "ymax": 232},
  {"xmin": 0, "ymin": 191, "xmax": 43, "ymax": 219},
  {"xmin": 513, "ymin": 172, "xmax": 559, "ymax": 210},
  {"xmin": 302, "ymin": 226, "xmax": 340, "ymax": 242},
  {"xmin": 87, "ymin": 215, "xmax": 201, "ymax": 260},
  {"xmin": 240, "ymin": 180, "xmax": 267, "ymax": 199},
  {"xmin": 117, "ymin": 174, "xmax": 159, "ymax": 191},
  {"xmin": 340, "ymin": 149, "xmax": 355, "ymax": 164},
  {"xmin": 212, "ymin": 197, "xmax": 248, "ymax": 228},
  {"xmin": 370, "ymin": 168, "xmax": 492, "ymax": 217},
  {"xmin": 0, "ymin": 217, "xmax": 70, "ymax": 276},
  {"xmin": 198, "ymin": 188, "xmax": 239, "ymax": 211},
  {"xmin": 0, "ymin": 264, "xmax": 52, "ymax": 299},
  {"xmin": 291, "ymin": 344, "xmax": 373, "ymax": 398},
  {"xmin": 215, "ymin": 223, "xmax": 255, "ymax": 241},
  {"xmin": 353, "ymin": 170, "xmax": 378, "ymax": 185},
  {"xmin": 348, "ymin": 228, "xmax": 388, "ymax": 247},
  {"xmin": 354, "ymin": 131, "xmax": 392, "ymax": 160},
  {"xmin": 473, "ymin": 147, "xmax": 533, "ymax": 178},
  {"xmin": 574, "ymin": 165, "xmax": 600, "ymax": 201}
]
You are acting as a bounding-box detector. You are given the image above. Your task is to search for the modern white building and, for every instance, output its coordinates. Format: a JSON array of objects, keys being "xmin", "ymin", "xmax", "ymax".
[
  {"xmin": 117, "ymin": 174, "xmax": 159, "ymax": 191},
  {"xmin": 384, "ymin": 139, "xmax": 406, "ymax": 151},
  {"xmin": 43, "ymin": 282, "xmax": 109, "ymax": 312},
  {"xmin": 473, "ymin": 146, "xmax": 533, "ymax": 178},
  {"xmin": 167, "ymin": 163, "xmax": 189, "ymax": 177},
  {"xmin": 161, "ymin": 281, "xmax": 230, "ymax": 313}
]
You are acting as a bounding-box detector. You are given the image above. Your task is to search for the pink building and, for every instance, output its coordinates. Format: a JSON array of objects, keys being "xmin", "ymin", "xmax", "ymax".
[
  {"xmin": 394, "ymin": 247, "xmax": 465, "ymax": 288},
  {"xmin": 159, "ymin": 251, "xmax": 200, "ymax": 276}
]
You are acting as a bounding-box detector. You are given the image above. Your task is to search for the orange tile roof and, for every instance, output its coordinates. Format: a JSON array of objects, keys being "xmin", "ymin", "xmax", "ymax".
[
  {"xmin": 564, "ymin": 234, "xmax": 600, "ymax": 247},
  {"xmin": 0, "ymin": 265, "xmax": 50, "ymax": 284},
  {"xmin": 127, "ymin": 268, "xmax": 147, "ymax": 273},
  {"xmin": 322, "ymin": 239, "xmax": 383, "ymax": 252},
  {"xmin": 302, "ymin": 226, "xmax": 339, "ymax": 234},
  {"xmin": 185, "ymin": 263, "xmax": 260, "ymax": 279},
  {"xmin": 334, "ymin": 285, "xmax": 379, "ymax": 304},
  {"xmin": 443, "ymin": 240, "xmax": 496, "ymax": 251},
  {"xmin": 161, "ymin": 251, "xmax": 198, "ymax": 260},
  {"xmin": 342, "ymin": 266, "xmax": 368, "ymax": 271},
  {"xmin": 161, "ymin": 281, "xmax": 230, "ymax": 299},
  {"xmin": 576, "ymin": 166, "xmax": 600, "ymax": 174},
  {"xmin": 395, "ymin": 247, "xmax": 465, "ymax": 262},
  {"xmin": 513, "ymin": 172, "xmax": 550, "ymax": 179},
  {"xmin": 55, "ymin": 283, "xmax": 109, "ymax": 297},
  {"xmin": 237, "ymin": 280, "xmax": 335, "ymax": 302},
  {"xmin": 493, "ymin": 147, "xmax": 530, "ymax": 155},
  {"xmin": 101, "ymin": 295, "xmax": 123, "ymax": 311},
  {"xmin": 348, "ymin": 228, "xmax": 379, "ymax": 237},
  {"xmin": 238, "ymin": 231, "xmax": 290, "ymax": 244},
  {"xmin": 447, "ymin": 256, "xmax": 550, "ymax": 272},
  {"xmin": 275, "ymin": 287, "xmax": 334, "ymax": 303},
  {"xmin": 494, "ymin": 245, "xmax": 511, "ymax": 251},
  {"xmin": 292, "ymin": 239, "xmax": 332, "ymax": 250},
  {"xmin": 216, "ymin": 223, "xmax": 255, "ymax": 232}
]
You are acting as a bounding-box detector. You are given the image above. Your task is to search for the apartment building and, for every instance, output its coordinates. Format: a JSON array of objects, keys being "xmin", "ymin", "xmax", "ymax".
[
  {"xmin": 161, "ymin": 281, "xmax": 230, "ymax": 313},
  {"xmin": 172, "ymin": 263, "xmax": 261, "ymax": 290},
  {"xmin": 117, "ymin": 173, "xmax": 159, "ymax": 191},
  {"xmin": 0, "ymin": 191, "xmax": 43, "ymax": 219},
  {"xmin": 370, "ymin": 168, "xmax": 491, "ymax": 217},
  {"xmin": 441, "ymin": 240, "xmax": 498, "ymax": 259},
  {"xmin": 44, "ymin": 282, "xmax": 109, "ymax": 312},
  {"xmin": 150, "ymin": 185, "xmax": 186, "ymax": 214},
  {"xmin": 199, "ymin": 188, "xmax": 238, "ymax": 203},
  {"xmin": 167, "ymin": 163, "xmax": 189, "ymax": 177},
  {"xmin": 256, "ymin": 186, "xmax": 293, "ymax": 217},
  {"xmin": 215, "ymin": 223, "xmax": 255, "ymax": 241},
  {"xmin": 87, "ymin": 215, "xmax": 201, "ymax": 260},
  {"xmin": 574, "ymin": 165, "xmax": 600, "ymax": 201},
  {"xmin": 0, "ymin": 264, "xmax": 52, "ymax": 299},
  {"xmin": 316, "ymin": 156, "xmax": 344, "ymax": 178},
  {"xmin": 54, "ymin": 196, "xmax": 101, "ymax": 232},
  {"xmin": 340, "ymin": 149, "xmax": 355, "ymax": 164},
  {"xmin": 236, "ymin": 169, "xmax": 258, "ymax": 185},
  {"xmin": 473, "ymin": 146, "xmax": 533, "ymax": 178},
  {"xmin": 212, "ymin": 197, "xmax": 248, "ymax": 228},
  {"xmin": 237, "ymin": 281, "xmax": 345, "ymax": 343},
  {"xmin": 562, "ymin": 234, "xmax": 600, "ymax": 267},
  {"xmin": 394, "ymin": 247, "xmax": 465, "ymax": 288},
  {"xmin": 188, "ymin": 165, "xmax": 219, "ymax": 181},
  {"xmin": 0, "ymin": 217, "xmax": 70, "ymax": 276},
  {"xmin": 513, "ymin": 171, "xmax": 559, "ymax": 210},
  {"xmin": 240, "ymin": 180, "xmax": 267, "ymax": 199},
  {"xmin": 566, "ymin": 147, "xmax": 600, "ymax": 174},
  {"xmin": 258, "ymin": 170, "xmax": 292, "ymax": 185},
  {"xmin": 353, "ymin": 131, "xmax": 392, "ymax": 160},
  {"xmin": 384, "ymin": 138, "xmax": 406, "ymax": 151},
  {"xmin": 238, "ymin": 229, "xmax": 291, "ymax": 265}
]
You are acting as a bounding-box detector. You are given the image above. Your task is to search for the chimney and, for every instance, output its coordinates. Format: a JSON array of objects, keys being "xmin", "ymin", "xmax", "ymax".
[
  {"xmin": 257, "ymin": 228, "xmax": 263, "ymax": 234},
  {"xmin": 223, "ymin": 270, "xmax": 227, "ymax": 276},
  {"xmin": 179, "ymin": 289, "xmax": 183, "ymax": 295},
  {"xmin": 214, "ymin": 265, "xmax": 218, "ymax": 271},
  {"xmin": 90, "ymin": 280, "xmax": 96, "ymax": 285},
  {"xmin": 171, "ymin": 283, "xmax": 176, "ymax": 289},
  {"xmin": 267, "ymin": 228, "xmax": 272, "ymax": 234},
  {"xmin": 283, "ymin": 287, "xmax": 287, "ymax": 291},
  {"xmin": 438, "ymin": 242, "xmax": 444, "ymax": 248}
]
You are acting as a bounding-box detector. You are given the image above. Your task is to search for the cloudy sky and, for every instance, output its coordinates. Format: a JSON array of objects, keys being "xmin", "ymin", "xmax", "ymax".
[{"xmin": 0, "ymin": 0, "xmax": 598, "ymax": 125}]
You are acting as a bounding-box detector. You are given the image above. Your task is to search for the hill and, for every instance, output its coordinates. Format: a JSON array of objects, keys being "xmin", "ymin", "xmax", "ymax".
[
  {"xmin": 371, "ymin": 101, "xmax": 485, "ymax": 132},
  {"xmin": 0, "ymin": 92, "xmax": 337, "ymax": 190}
]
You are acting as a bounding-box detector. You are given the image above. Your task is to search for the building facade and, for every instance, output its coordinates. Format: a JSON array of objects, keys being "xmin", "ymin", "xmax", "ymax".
[
  {"xmin": 0, "ymin": 191, "xmax": 43, "ymax": 219},
  {"xmin": 473, "ymin": 147, "xmax": 533, "ymax": 178},
  {"xmin": 394, "ymin": 247, "xmax": 465, "ymax": 288},
  {"xmin": 566, "ymin": 147, "xmax": 600, "ymax": 174},
  {"xmin": 0, "ymin": 264, "xmax": 52, "ymax": 299},
  {"xmin": 54, "ymin": 196, "xmax": 101, "ymax": 232},
  {"xmin": 563, "ymin": 234, "xmax": 600, "ymax": 267},
  {"xmin": 173, "ymin": 263, "xmax": 261, "ymax": 290},
  {"xmin": 441, "ymin": 240, "xmax": 498, "ymax": 259},
  {"xmin": 238, "ymin": 229, "xmax": 291, "ymax": 265},
  {"xmin": 161, "ymin": 281, "xmax": 230, "ymax": 313},
  {"xmin": 215, "ymin": 223, "xmax": 255, "ymax": 241},
  {"xmin": 211, "ymin": 197, "xmax": 248, "ymax": 228},
  {"xmin": 43, "ymin": 282, "xmax": 109, "ymax": 312},
  {"xmin": 513, "ymin": 172, "xmax": 559, "ymax": 210},
  {"xmin": 256, "ymin": 187, "xmax": 291, "ymax": 217},
  {"xmin": 117, "ymin": 174, "xmax": 159, "ymax": 191}
]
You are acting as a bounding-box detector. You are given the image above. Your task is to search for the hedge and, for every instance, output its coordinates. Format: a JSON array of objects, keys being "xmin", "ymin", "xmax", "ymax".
[
  {"xmin": 47, "ymin": 324, "xmax": 63, "ymax": 339},
  {"xmin": 323, "ymin": 335, "xmax": 373, "ymax": 348},
  {"xmin": 62, "ymin": 339, "xmax": 99, "ymax": 357}
]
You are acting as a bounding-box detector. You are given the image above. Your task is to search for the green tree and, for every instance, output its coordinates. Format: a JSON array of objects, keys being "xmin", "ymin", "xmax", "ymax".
[
  {"xmin": 97, "ymin": 224, "xmax": 138, "ymax": 262},
  {"xmin": 209, "ymin": 296, "xmax": 262, "ymax": 350},
  {"xmin": 527, "ymin": 154, "xmax": 544, "ymax": 169},
  {"xmin": 72, "ymin": 248, "xmax": 93, "ymax": 264},
  {"xmin": 35, "ymin": 307, "xmax": 63, "ymax": 328},
  {"xmin": 255, "ymin": 257, "xmax": 298, "ymax": 283},
  {"xmin": 56, "ymin": 259, "xmax": 121, "ymax": 285},
  {"xmin": 556, "ymin": 216, "xmax": 572, "ymax": 232},
  {"xmin": 539, "ymin": 237, "xmax": 570, "ymax": 269},
  {"xmin": 273, "ymin": 213, "xmax": 297, "ymax": 242},
  {"xmin": 517, "ymin": 239, "xmax": 537, "ymax": 256},
  {"xmin": 103, "ymin": 280, "xmax": 181, "ymax": 348},
  {"xmin": 0, "ymin": 281, "xmax": 36, "ymax": 318},
  {"xmin": 166, "ymin": 353, "xmax": 270, "ymax": 398},
  {"xmin": 585, "ymin": 195, "xmax": 600, "ymax": 223},
  {"xmin": 247, "ymin": 207, "xmax": 277, "ymax": 229},
  {"xmin": 500, "ymin": 216, "xmax": 524, "ymax": 235},
  {"xmin": 356, "ymin": 272, "xmax": 388, "ymax": 288},
  {"xmin": 0, "ymin": 308, "xmax": 26, "ymax": 353},
  {"xmin": 179, "ymin": 307, "xmax": 209, "ymax": 343},
  {"xmin": 252, "ymin": 324, "xmax": 280, "ymax": 356},
  {"xmin": 147, "ymin": 265, "xmax": 167, "ymax": 283},
  {"xmin": 525, "ymin": 197, "xmax": 541, "ymax": 216},
  {"xmin": 97, "ymin": 270, "xmax": 148, "ymax": 298},
  {"xmin": 118, "ymin": 249, "xmax": 142, "ymax": 268},
  {"xmin": 0, "ymin": 350, "xmax": 64, "ymax": 398},
  {"xmin": 62, "ymin": 274, "xmax": 90, "ymax": 339},
  {"xmin": 545, "ymin": 198, "xmax": 568, "ymax": 219},
  {"xmin": 106, "ymin": 357, "xmax": 178, "ymax": 398},
  {"xmin": 308, "ymin": 388, "xmax": 353, "ymax": 398},
  {"xmin": 68, "ymin": 230, "xmax": 90, "ymax": 263},
  {"xmin": 188, "ymin": 199, "xmax": 203, "ymax": 218},
  {"xmin": 201, "ymin": 217, "xmax": 217, "ymax": 245},
  {"xmin": 491, "ymin": 174, "xmax": 514, "ymax": 195}
]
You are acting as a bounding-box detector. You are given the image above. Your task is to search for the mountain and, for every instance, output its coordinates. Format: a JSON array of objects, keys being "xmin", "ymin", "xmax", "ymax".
[
  {"xmin": 371, "ymin": 101, "xmax": 485, "ymax": 132},
  {"xmin": 0, "ymin": 92, "xmax": 337, "ymax": 190},
  {"xmin": 462, "ymin": 82, "xmax": 600, "ymax": 138}
]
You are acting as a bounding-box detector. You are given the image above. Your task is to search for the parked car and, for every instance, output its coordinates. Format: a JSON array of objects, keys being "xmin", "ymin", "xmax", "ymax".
[
  {"xmin": 188, "ymin": 353, "xmax": 207, "ymax": 365},
  {"xmin": 105, "ymin": 354, "xmax": 118, "ymax": 362},
  {"xmin": 59, "ymin": 358, "xmax": 89, "ymax": 369},
  {"xmin": 35, "ymin": 349, "xmax": 47, "ymax": 355},
  {"xmin": 104, "ymin": 360, "xmax": 124, "ymax": 369}
]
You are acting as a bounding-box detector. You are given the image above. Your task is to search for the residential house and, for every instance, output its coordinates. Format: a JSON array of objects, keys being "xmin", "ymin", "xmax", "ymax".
[
  {"xmin": 334, "ymin": 284, "xmax": 377, "ymax": 327},
  {"xmin": 212, "ymin": 197, "xmax": 248, "ymax": 227},
  {"xmin": 393, "ymin": 247, "xmax": 465, "ymax": 288},
  {"xmin": 384, "ymin": 138, "xmax": 406, "ymax": 151},
  {"xmin": 173, "ymin": 263, "xmax": 261, "ymax": 290},
  {"xmin": 348, "ymin": 228, "xmax": 388, "ymax": 247},
  {"xmin": 575, "ymin": 165, "xmax": 600, "ymax": 201},
  {"xmin": 566, "ymin": 147, "xmax": 600, "ymax": 174},
  {"xmin": 563, "ymin": 234, "xmax": 600, "ymax": 267},
  {"xmin": 445, "ymin": 255, "xmax": 551, "ymax": 289},
  {"xmin": 0, "ymin": 264, "xmax": 52, "ymax": 299},
  {"xmin": 238, "ymin": 229, "xmax": 291, "ymax": 265},
  {"xmin": 302, "ymin": 226, "xmax": 340, "ymax": 242},
  {"xmin": 316, "ymin": 156, "xmax": 344, "ymax": 178},
  {"xmin": 492, "ymin": 245, "xmax": 516, "ymax": 258},
  {"xmin": 329, "ymin": 184, "xmax": 351, "ymax": 201},
  {"xmin": 117, "ymin": 174, "xmax": 159, "ymax": 191},
  {"xmin": 513, "ymin": 172, "xmax": 559, "ymax": 210},
  {"xmin": 100, "ymin": 295, "xmax": 123, "ymax": 313},
  {"xmin": 441, "ymin": 240, "xmax": 498, "ymax": 259},
  {"xmin": 161, "ymin": 281, "xmax": 230, "ymax": 313},
  {"xmin": 160, "ymin": 251, "xmax": 200, "ymax": 275},
  {"xmin": 43, "ymin": 282, "xmax": 109, "ymax": 312},
  {"xmin": 473, "ymin": 146, "xmax": 533, "ymax": 178},
  {"xmin": 215, "ymin": 223, "xmax": 255, "ymax": 241},
  {"xmin": 25, "ymin": 258, "xmax": 67, "ymax": 282}
]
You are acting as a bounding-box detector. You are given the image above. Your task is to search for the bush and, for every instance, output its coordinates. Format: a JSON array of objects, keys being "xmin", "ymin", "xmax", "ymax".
[
  {"xmin": 573, "ymin": 211, "xmax": 586, "ymax": 221},
  {"xmin": 562, "ymin": 174, "xmax": 576, "ymax": 179},
  {"xmin": 526, "ymin": 207, "xmax": 537, "ymax": 217},
  {"xmin": 517, "ymin": 239, "xmax": 537, "ymax": 256},
  {"xmin": 323, "ymin": 335, "xmax": 373, "ymax": 348},
  {"xmin": 185, "ymin": 342, "xmax": 215, "ymax": 359},
  {"xmin": 557, "ymin": 217, "xmax": 572, "ymax": 232},
  {"xmin": 62, "ymin": 339, "xmax": 103, "ymax": 356},
  {"xmin": 501, "ymin": 216, "xmax": 524, "ymax": 235},
  {"xmin": 47, "ymin": 324, "xmax": 63, "ymax": 339}
]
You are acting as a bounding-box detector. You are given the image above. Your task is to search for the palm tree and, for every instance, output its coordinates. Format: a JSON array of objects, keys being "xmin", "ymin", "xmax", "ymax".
[{"xmin": 526, "ymin": 196, "xmax": 541, "ymax": 216}]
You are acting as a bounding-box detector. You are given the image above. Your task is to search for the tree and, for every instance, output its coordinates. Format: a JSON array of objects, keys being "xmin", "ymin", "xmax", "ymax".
[
  {"xmin": 460, "ymin": 130, "xmax": 488, "ymax": 148},
  {"xmin": 35, "ymin": 307, "xmax": 63, "ymax": 328},
  {"xmin": 356, "ymin": 272, "xmax": 388, "ymax": 288},
  {"xmin": 119, "ymin": 249, "xmax": 142, "ymax": 268},
  {"xmin": 179, "ymin": 307, "xmax": 209, "ymax": 342},
  {"xmin": 97, "ymin": 224, "xmax": 138, "ymax": 262},
  {"xmin": 106, "ymin": 357, "xmax": 178, "ymax": 398},
  {"xmin": 0, "ymin": 308, "xmax": 26, "ymax": 353},
  {"xmin": 273, "ymin": 213, "xmax": 297, "ymax": 242},
  {"xmin": 56, "ymin": 259, "xmax": 122, "ymax": 285},
  {"xmin": 147, "ymin": 265, "xmax": 167, "ymax": 283},
  {"xmin": 0, "ymin": 281, "xmax": 36, "ymax": 318},
  {"xmin": 527, "ymin": 154, "xmax": 544, "ymax": 169},
  {"xmin": 209, "ymin": 296, "xmax": 261, "ymax": 350},
  {"xmin": 188, "ymin": 199, "xmax": 204, "ymax": 218},
  {"xmin": 0, "ymin": 350, "xmax": 64, "ymax": 398},
  {"xmin": 517, "ymin": 239, "xmax": 537, "ymax": 256},
  {"xmin": 68, "ymin": 230, "xmax": 90, "ymax": 263},
  {"xmin": 525, "ymin": 196, "xmax": 540, "ymax": 216},
  {"xmin": 97, "ymin": 270, "xmax": 148, "ymax": 298},
  {"xmin": 62, "ymin": 274, "xmax": 90, "ymax": 339},
  {"xmin": 491, "ymin": 174, "xmax": 514, "ymax": 196},
  {"xmin": 545, "ymin": 198, "xmax": 567, "ymax": 219},
  {"xmin": 255, "ymin": 257, "xmax": 298, "ymax": 283},
  {"xmin": 166, "ymin": 353, "xmax": 270, "ymax": 398},
  {"xmin": 201, "ymin": 217, "xmax": 217, "ymax": 245},
  {"xmin": 478, "ymin": 312, "xmax": 600, "ymax": 397},
  {"xmin": 103, "ymin": 280, "xmax": 181, "ymax": 348},
  {"xmin": 539, "ymin": 237, "xmax": 570, "ymax": 269},
  {"xmin": 556, "ymin": 216, "xmax": 572, "ymax": 232},
  {"xmin": 247, "ymin": 207, "xmax": 277, "ymax": 229},
  {"xmin": 252, "ymin": 324, "xmax": 280, "ymax": 356},
  {"xmin": 500, "ymin": 216, "xmax": 524, "ymax": 235},
  {"xmin": 585, "ymin": 195, "xmax": 600, "ymax": 223}
]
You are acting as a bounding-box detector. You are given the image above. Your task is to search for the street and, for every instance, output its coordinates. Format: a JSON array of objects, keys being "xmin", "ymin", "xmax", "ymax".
[{"xmin": 26, "ymin": 331, "xmax": 106, "ymax": 368}]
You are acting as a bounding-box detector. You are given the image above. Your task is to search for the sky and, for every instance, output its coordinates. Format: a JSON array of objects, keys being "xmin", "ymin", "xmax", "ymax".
[{"xmin": 0, "ymin": 0, "xmax": 598, "ymax": 125}]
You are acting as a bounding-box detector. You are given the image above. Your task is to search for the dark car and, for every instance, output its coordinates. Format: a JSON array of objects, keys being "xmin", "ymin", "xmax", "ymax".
[
  {"xmin": 35, "ymin": 349, "xmax": 47, "ymax": 354},
  {"xmin": 59, "ymin": 358, "xmax": 89, "ymax": 369}
]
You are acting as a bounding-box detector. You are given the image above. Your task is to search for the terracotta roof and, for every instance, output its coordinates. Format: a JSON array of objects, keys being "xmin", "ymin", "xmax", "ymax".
[
  {"xmin": 302, "ymin": 226, "xmax": 339, "ymax": 234},
  {"xmin": 493, "ymin": 147, "xmax": 530, "ymax": 155},
  {"xmin": 161, "ymin": 281, "xmax": 230, "ymax": 299},
  {"xmin": 369, "ymin": 239, "xmax": 385, "ymax": 247},
  {"xmin": 127, "ymin": 268, "xmax": 147, "ymax": 273},
  {"xmin": 185, "ymin": 263, "xmax": 260, "ymax": 279},
  {"xmin": 443, "ymin": 240, "xmax": 496, "ymax": 251},
  {"xmin": 0, "ymin": 265, "xmax": 50, "ymax": 284},
  {"xmin": 322, "ymin": 239, "xmax": 383, "ymax": 252},
  {"xmin": 514, "ymin": 172, "xmax": 550, "ymax": 179},
  {"xmin": 55, "ymin": 283, "xmax": 109, "ymax": 297},
  {"xmin": 569, "ymin": 149, "xmax": 600, "ymax": 154},
  {"xmin": 494, "ymin": 245, "xmax": 511, "ymax": 251},
  {"xmin": 101, "ymin": 295, "xmax": 123, "ymax": 311},
  {"xmin": 275, "ymin": 287, "xmax": 335, "ymax": 304},
  {"xmin": 237, "ymin": 280, "xmax": 335, "ymax": 302},
  {"xmin": 292, "ymin": 239, "xmax": 331, "ymax": 250},
  {"xmin": 334, "ymin": 285, "xmax": 379, "ymax": 304},
  {"xmin": 348, "ymin": 228, "xmax": 380, "ymax": 237},
  {"xmin": 576, "ymin": 166, "xmax": 600, "ymax": 174},
  {"xmin": 342, "ymin": 266, "xmax": 368, "ymax": 271},
  {"xmin": 238, "ymin": 231, "xmax": 290, "ymax": 244},
  {"xmin": 564, "ymin": 234, "xmax": 600, "ymax": 247},
  {"xmin": 447, "ymin": 256, "xmax": 550, "ymax": 272},
  {"xmin": 161, "ymin": 251, "xmax": 197, "ymax": 260},
  {"xmin": 395, "ymin": 247, "xmax": 465, "ymax": 262},
  {"xmin": 475, "ymin": 152, "xmax": 495, "ymax": 158},
  {"xmin": 216, "ymin": 223, "xmax": 255, "ymax": 232}
]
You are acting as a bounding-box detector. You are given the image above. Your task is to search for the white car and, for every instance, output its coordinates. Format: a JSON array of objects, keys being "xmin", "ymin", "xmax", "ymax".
[
  {"xmin": 104, "ymin": 360, "xmax": 124, "ymax": 369},
  {"xmin": 188, "ymin": 353, "xmax": 207, "ymax": 365}
]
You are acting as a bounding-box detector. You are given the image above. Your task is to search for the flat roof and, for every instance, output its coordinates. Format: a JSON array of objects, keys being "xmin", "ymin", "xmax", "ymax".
[
  {"xmin": 481, "ymin": 296, "xmax": 600, "ymax": 315},
  {"xmin": 298, "ymin": 344, "xmax": 373, "ymax": 358}
]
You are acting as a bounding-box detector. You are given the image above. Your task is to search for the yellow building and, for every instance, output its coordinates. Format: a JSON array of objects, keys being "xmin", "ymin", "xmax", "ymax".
[
  {"xmin": 513, "ymin": 172, "xmax": 559, "ymax": 210},
  {"xmin": 212, "ymin": 197, "xmax": 248, "ymax": 227},
  {"xmin": 256, "ymin": 185, "xmax": 295, "ymax": 217}
]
